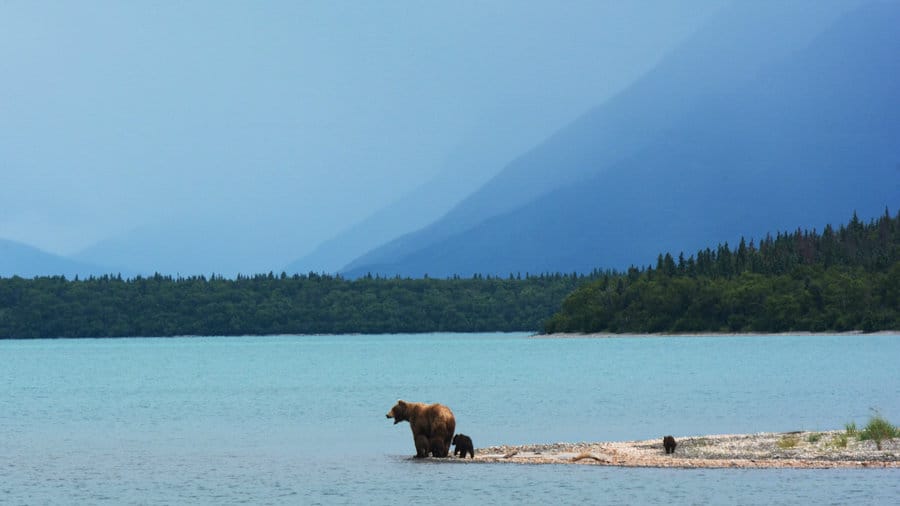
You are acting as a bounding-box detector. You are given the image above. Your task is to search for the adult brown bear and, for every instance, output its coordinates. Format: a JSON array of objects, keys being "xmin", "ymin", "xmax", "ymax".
[{"xmin": 386, "ymin": 400, "xmax": 456, "ymax": 458}]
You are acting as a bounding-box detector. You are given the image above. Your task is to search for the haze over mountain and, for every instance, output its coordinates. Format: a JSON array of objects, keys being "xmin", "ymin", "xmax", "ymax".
[
  {"xmin": 0, "ymin": 239, "xmax": 120, "ymax": 279},
  {"xmin": 2, "ymin": 1, "xmax": 727, "ymax": 278},
  {"xmin": 343, "ymin": 0, "xmax": 900, "ymax": 278},
  {"xmin": 284, "ymin": 143, "xmax": 494, "ymax": 275},
  {"xmin": 286, "ymin": 108, "xmax": 578, "ymax": 274}
]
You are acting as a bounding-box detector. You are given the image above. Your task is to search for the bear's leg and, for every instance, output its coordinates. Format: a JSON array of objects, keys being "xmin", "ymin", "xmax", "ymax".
[
  {"xmin": 414, "ymin": 434, "xmax": 430, "ymax": 458},
  {"xmin": 430, "ymin": 437, "xmax": 448, "ymax": 457},
  {"xmin": 443, "ymin": 435, "xmax": 453, "ymax": 457}
]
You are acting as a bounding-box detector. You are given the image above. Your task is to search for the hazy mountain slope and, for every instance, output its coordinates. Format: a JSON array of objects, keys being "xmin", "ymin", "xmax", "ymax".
[
  {"xmin": 0, "ymin": 239, "xmax": 118, "ymax": 278},
  {"xmin": 344, "ymin": 1, "xmax": 900, "ymax": 278},
  {"xmin": 342, "ymin": 0, "xmax": 865, "ymax": 274},
  {"xmin": 73, "ymin": 213, "xmax": 297, "ymax": 278},
  {"xmin": 284, "ymin": 138, "xmax": 502, "ymax": 274}
]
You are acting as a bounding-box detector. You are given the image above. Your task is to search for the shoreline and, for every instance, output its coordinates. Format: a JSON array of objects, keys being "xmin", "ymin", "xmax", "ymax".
[
  {"xmin": 533, "ymin": 331, "xmax": 900, "ymax": 339},
  {"xmin": 451, "ymin": 432, "xmax": 900, "ymax": 469}
]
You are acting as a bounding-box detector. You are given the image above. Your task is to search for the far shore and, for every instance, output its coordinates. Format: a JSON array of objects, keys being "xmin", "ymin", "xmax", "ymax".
[
  {"xmin": 533, "ymin": 331, "xmax": 900, "ymax": 339},
  {"xmin": 443, "ymin": 431, "xmax": 900, "ymax": 469}
]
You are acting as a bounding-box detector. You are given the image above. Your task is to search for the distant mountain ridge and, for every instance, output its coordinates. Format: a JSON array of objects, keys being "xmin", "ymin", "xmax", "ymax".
[
  {"xmin": 284, "ymin": 139, "xmax": 501, "ymax": 274},
  {"xmin": 341, "ymin": 0, "xmax": 866, "ymax": 275},
  {"xmin": 343, "ymin": 0, "xmax": 899, "ymax": 278},
  {"xmin": 0, "ymin": 238, "xmax": 119, "ymax": 279}
]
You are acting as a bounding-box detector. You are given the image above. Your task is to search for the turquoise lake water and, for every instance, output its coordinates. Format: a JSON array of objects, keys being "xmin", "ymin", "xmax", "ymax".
[{"xmin": 1, "ymin": 333, "xmax": 898, "ymax": 504}]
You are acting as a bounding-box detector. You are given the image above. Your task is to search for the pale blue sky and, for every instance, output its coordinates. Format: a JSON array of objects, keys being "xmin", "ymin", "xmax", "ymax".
[{"xmin": 1, "ymin": 1, "xmax": 727, "ymax": 270}]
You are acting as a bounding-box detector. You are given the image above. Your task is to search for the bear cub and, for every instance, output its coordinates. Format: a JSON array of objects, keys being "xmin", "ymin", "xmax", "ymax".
[
  {"xmin": 452, "ymin": 433, "xmax": 475, "ymax": 459},
  {"xmin": 663, "ymin": 435, "xmax": 677, "ymax": 454}
]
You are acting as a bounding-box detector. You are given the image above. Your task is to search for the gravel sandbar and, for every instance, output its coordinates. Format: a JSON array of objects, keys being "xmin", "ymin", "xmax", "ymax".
[{"xmin": 445, "ymin": 431, "xmax": 900, "ymax": 469}]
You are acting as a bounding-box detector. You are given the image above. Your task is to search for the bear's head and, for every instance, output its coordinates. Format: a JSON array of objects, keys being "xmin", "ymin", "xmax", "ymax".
[
  {"xmin": 386, "ymin": 400, "xmax": 409, "ymax": 425},
  {"xmin": 452, "ymin": 434, "xmax": 460, "ymax": 445}
]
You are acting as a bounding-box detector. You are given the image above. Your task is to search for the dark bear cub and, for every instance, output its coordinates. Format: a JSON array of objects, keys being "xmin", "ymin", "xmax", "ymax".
[
  {"xmin": 663, "ymin": 435, "xmax": 677, "ymax": 454},
  {"xmin": 452, "ymin": 433, "xmax": 475, "ymax": 459}
]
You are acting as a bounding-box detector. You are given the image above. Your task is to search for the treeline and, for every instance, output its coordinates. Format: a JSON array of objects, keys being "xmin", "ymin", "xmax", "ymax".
[
  {"xmin": 0, "ymin": 271, "xmax": 598, "ymax": 338},
  {"xmin": 544, "ymin": 210, "xmax": 900, "ymax": 334}
]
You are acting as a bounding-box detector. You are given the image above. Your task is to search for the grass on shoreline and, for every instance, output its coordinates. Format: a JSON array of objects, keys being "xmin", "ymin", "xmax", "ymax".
[
  {"xmin": 777, "ymin": 434, "xmax": 800, "ymax": 449},
  {"xmin": 779, "ymin": 413, "xmax": 897, "ymax": 452},
  {"xmin": 837, "ymin": 412, "xmax": 900, "ymax": 451},
  {"xmin": 858, "ymin": 412, "xmax": 900, "ymax": 450}
]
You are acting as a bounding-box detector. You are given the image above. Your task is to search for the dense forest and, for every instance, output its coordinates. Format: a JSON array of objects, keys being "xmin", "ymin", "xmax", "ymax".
[
  {"xmin": 0, "ymin": 271, "xmax": 598, "ymax": 338},
  {"xmin": 544, "ymin": 210, "xmax": 899, "ymax": 334},
  {"xmin": 2, "ymin": 211, "xmax": 897, "ymax": 339}
]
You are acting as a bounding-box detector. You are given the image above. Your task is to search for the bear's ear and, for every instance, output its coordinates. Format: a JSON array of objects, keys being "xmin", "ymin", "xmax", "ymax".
[{"xmin": 397, "ymin": 399, "xmax": 406, "ymax": 406}]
